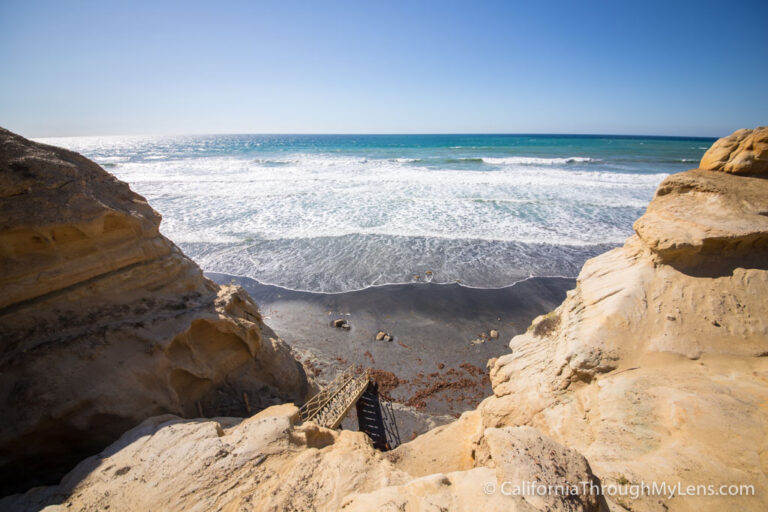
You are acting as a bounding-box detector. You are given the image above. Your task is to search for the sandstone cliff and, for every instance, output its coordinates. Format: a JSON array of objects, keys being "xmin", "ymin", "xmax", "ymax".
[
  {"xmin": 0, "ymin": 128, "xmax": 310, "ymax": 495},
  {"xmin": 3, "ymin": 127, "xmax": 766, "ymax": 512},
  {"xmin": 482, "ymin": 126, "xmax": 768, "ymax": 511}
]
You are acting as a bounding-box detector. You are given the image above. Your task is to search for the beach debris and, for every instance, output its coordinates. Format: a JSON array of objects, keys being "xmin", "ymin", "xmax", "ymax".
[
  {"xmin": 477, "ymin": 332, "xmax": 491, "ymax": 342},
  {"xmin": 369, "ymin": 369, "xmax": 400, "ymax": 399},
  {"xmin": 403, "ymin": 367, "xmax": 480, "ymax": 409},
  {"xmin": 332, "ymin": 318, "xmax": 350, "ymax": 329},
  {"xmin": 375, "ymin": 331, "xmax": 393, "ymax": 342},
  {"xmin": 412, "ymin": 274, "xmax": 420, "ymax": 281},
  {"xmin": 459, "ymin": 362, "xmax": 486, "ymax": 377},
  {"xmin": 436, "ymin": 362, "xmax": 445, "ymax": 369},
  {"xmin": 472, "ymin": 330, "xmax": 497, "ymax": 344},
  {"xmin": 425, "ymin": 270, "xmax": 433, "ymax": 276},
  {"xmin": 303, "ymin": 358, "xmax": 322, "ymax": 377}
]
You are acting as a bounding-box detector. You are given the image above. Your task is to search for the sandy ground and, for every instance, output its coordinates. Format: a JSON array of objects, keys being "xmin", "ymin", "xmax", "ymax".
[{"xmin": 209, "ymin": 273, "xmax": 573, "ymax": 423}]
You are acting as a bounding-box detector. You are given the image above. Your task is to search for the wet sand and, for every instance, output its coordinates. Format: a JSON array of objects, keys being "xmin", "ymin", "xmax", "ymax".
[{"xmin": 208, "ymin": 273, "xmax": 574, "ymax": 419}]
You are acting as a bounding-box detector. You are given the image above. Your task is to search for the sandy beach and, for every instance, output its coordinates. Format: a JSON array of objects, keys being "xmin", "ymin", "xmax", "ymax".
[{"xmin": 208, "ymin": 272, "xmax": 574, "ymax": 420}]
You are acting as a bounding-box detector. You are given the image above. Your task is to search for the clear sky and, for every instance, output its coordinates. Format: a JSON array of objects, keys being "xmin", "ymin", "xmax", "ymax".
[{"xmin": 1, "ymin": 0, "xmax": 766, "ymax": 138}]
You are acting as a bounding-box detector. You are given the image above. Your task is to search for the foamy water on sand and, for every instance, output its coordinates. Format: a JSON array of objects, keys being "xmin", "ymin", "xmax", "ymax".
[{"xmin": 38, "ymin": 134, "xmax": 712, "ymax": 292}]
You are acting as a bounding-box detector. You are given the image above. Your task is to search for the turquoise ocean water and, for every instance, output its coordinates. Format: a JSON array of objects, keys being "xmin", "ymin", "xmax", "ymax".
[{"xmin": 38, "ymin": 134, "xmax": 714, "ymax": 292}]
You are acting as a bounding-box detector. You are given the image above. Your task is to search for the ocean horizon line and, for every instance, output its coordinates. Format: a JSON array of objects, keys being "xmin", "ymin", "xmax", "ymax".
[{"xmin": 34, "ymin": 131, "xmax": 720, "ymax": 141}]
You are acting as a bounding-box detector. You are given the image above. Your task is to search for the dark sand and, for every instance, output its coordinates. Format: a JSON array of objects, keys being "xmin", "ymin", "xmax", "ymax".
[{"xmin": 208, "ymin": 273, "xmax": 574, "ymax": 419}]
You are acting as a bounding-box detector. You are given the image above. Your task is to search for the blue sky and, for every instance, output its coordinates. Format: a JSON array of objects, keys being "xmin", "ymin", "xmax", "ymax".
[{"xmin": 1, "ymin": 0, "xmax": 766, "ymax": 137}]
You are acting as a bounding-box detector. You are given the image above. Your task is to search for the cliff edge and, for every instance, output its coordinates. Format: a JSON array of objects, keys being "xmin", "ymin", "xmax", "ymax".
[{"xmin": 0, "ymin": 128, "xmax": 310, "ymax": 495}]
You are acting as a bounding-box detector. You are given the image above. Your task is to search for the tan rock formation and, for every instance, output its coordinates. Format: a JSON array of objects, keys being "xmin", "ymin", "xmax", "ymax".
[
  {"xmin": 699, "ymin": 126, "xmax": 768, "ymax": 175},
  {"xmin": 0, "ymin": 405, "xmax": 603, "ymax": 512},
  {"xmin": 0, "ymin": 128, "xmax": 310, "ymax": 495},
  {"xmin": 633, "ymin": 169, "xmax": 768, "ymax": 268},
  {"xmin": 482, "ymin": 127, "xmax": 768, "ymax": 511},
  {"xmin": 389, "ymin": 409, "xmax": 482, "ymax": 478}
]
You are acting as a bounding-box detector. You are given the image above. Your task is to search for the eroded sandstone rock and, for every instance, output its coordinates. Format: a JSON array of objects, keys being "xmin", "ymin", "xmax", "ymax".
[
  {"xmin": 0, "ymin": 404, "xmax": 409, "ymax": 511},
  {"xmin": 633, "ymin": 169, "xmax": 768, "ymax": 269},
  {"xmin": 699, "ymin": 126, "xmax": 768, "ymax": 175},
  {"xmin": 0, "ymin": 405, "xmax": 604, "ymax": 512},
  {"xmin": 0, "ymin": 128, "xmax": 310, "ymax": 495}
]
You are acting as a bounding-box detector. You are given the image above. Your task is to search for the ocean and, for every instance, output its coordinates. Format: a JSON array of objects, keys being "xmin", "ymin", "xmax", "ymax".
[{"xmin": 38, "ymin": 134, "xmax": 714, "ymax": 293}]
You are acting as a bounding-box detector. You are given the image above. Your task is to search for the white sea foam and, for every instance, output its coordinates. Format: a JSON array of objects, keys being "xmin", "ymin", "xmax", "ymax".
[
  {"xmin": 481, "ymin": 156, "xmax": 596, "ymax": 165},
  {"xmin": 94, "ymin": 156, "xmax": 131, "ymax": 164},
  {"xmin": 103, "ymin": 153, "xmax": 663, "ymax": 249}
]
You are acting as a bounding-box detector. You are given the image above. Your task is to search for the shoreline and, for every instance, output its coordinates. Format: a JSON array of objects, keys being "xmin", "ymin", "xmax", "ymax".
[
  {"xmin": 205, "ymin": 267, "xmax": 584, "ymax": 296},
  {"xmin": 182, "ymin": 235, "xmax": 617, "ymax": 294}
]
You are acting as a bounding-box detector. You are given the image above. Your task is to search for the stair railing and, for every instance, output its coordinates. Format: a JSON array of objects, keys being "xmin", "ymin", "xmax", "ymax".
[
  {"xmin": 299, "ymin": 366, "xmax": 370, "ymax": 428},
  {"xmin": 299, "ymin": 365, "xmax": 355, "ymax": 423},
  {"xmin": 379, "ymin": 396, "xmax": 402, "ymax": 449}
]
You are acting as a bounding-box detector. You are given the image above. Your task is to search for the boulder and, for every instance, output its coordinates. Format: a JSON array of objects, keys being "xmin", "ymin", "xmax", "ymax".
[
  {"xmin": 333, "ymin": 318, "xmax": 349, "ymax": 329},
  {"xmin": 700, "ymin": 126, "xmax": 768, "ymax": 175}
]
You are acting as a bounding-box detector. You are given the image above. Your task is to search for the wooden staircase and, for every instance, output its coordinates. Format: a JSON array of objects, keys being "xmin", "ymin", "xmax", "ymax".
[{"xmin": 299, "ymin": 366, "xmax": 401, "ymax": 450}]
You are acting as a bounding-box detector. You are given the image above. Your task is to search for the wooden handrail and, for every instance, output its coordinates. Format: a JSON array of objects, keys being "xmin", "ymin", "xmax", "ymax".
[{"xmin": 299, "ymin": 366, "xmax": 371, "ymax": 428}]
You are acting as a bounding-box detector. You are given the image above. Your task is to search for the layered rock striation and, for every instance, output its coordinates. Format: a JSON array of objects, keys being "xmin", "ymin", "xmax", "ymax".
[{"xmin": 0, "ymin": 128, "xmax": 310, "ymax": 495}]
